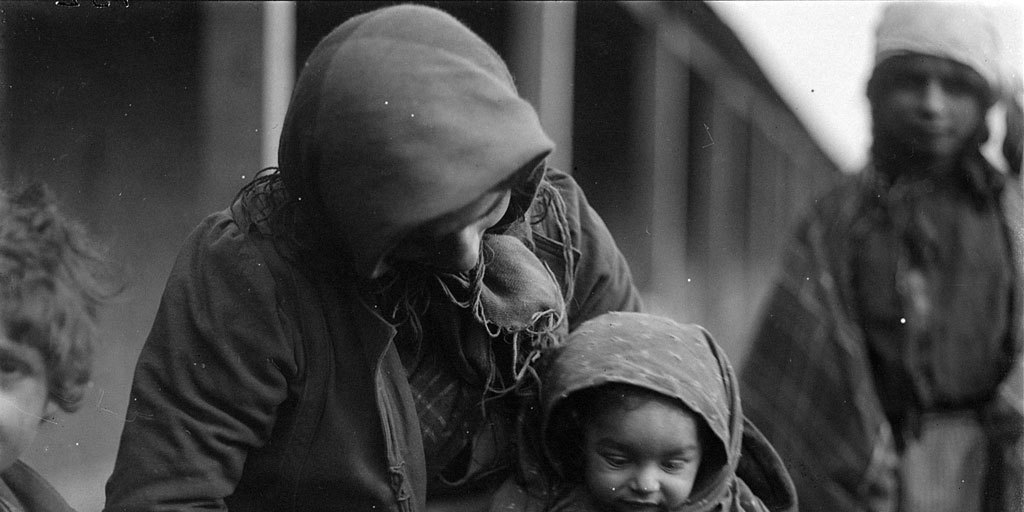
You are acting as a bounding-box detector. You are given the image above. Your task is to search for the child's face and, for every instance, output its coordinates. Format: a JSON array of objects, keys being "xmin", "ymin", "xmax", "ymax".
[
  {"xmin": 583, "ymin": 396, "xmax": 702, "ymax": 512},
  {"xmin": 0, "ymin": 331, "xmax": 55, "ymax": 472}
]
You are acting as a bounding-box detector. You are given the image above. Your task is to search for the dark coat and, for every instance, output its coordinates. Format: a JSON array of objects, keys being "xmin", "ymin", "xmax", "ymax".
[
  {"xmin": 103, "ymin": 170, "xmax": 641, "ymax": 512},
  {"xmin": 740, "ymin": 165, "xmax": 1023, "ymax": 512},
  {"xmin": 0, "ymin": 461, "xmax": 75, "ymax": 512},
  {"xmin": 107, "ymin": 5, "xmax": 641, "ymax": 511}
]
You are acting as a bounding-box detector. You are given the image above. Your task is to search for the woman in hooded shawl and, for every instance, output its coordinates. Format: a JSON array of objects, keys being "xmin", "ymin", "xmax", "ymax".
[
  {"xmin": 103, "ymin": 5, "xmax": 641, "ymax": 512},
  {"xmin": 490, "ymin": 312, "xmax": 796, "ymax": 512},
  {"xmin": 739, "ymin": 3, "xmax": 1023, "ymax": 512}
]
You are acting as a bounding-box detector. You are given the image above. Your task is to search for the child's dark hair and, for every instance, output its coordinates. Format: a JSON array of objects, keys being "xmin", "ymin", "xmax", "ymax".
[
  {"xmin": 547, "ymin": 383, "xmax": 723, "ymax": 489},
  {"xmin": 0, "ymin": 184, "xmax": 120, "ymax": 412}
]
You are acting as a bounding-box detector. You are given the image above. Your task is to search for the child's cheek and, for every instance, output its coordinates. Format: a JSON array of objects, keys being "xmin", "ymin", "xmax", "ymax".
[
  {"xmin": 586, "ymin": 467, "xmax": 627, "ymax": 507},
  {"xmin": 0, "ymin": 385, "xmax": 49, "ymax": 471}
]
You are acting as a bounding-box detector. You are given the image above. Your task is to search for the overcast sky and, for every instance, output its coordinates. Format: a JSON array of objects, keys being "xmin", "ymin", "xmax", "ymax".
[{"xmin": 708, "ymin": 1, "xmax": 1023, "ymax": 172}]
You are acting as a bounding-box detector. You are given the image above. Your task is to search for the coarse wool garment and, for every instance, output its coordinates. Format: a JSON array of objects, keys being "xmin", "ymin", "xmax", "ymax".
[
  {"xmin": 740, "ymin": 165, "xmax": 1023, "ymax": 512},
  {"xmin": 104, "ymin": 4, "xmax": 642, "ymax": 512},
  {"xmin": 741, "ymin": 4, "xmax": 1023, "ymax": 507},
  {"xmin": 491, "ymin": 312, "xmax": 797, "ymax": 512}
]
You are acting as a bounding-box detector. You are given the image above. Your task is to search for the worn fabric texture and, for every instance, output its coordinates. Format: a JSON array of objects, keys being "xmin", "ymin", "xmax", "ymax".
[
  {"xmin": 104, "ymin": 4, "xmax": 641, "ymax": 512},
  {"xmin": 491, "ymin": 312, "xmax": 796, "ymax": 512},
  {"xmin": 103, "ymin": 168, "xmax": 640, "ymax": 512},
  {"xmin": 0, "ymin": 461, "xmax": 75, "ymax": 512},
  {"xmin": 276, "ymin": 3, "xmax": 554, "ymax": 279},
  {"xmin": 264, "ymin": 0, "xmax": 570, "ymax": 405},
  {"xmin": 740, "ymin": 164, "xmax": 1024, "ymax": 512}
]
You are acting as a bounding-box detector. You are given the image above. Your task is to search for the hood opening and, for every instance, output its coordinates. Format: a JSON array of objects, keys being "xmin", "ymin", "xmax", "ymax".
[
  {"xmin": 542, "ymin": 382, "xmax": 730, "ymax": 497},
  {"xmin": 275, "ymin": 4, "xmax": 555, "ymax": 279}
]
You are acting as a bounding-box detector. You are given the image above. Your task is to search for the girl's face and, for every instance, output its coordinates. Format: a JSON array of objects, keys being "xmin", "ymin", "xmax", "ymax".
[
  {"xmin": 0, "ymin": 329, "xmax": 55, "ymax": 473},
  {"xmin": 388, "ymin": 187, "xmax": 511, "ymax": 273},
  {"xmin": 872, "ymin": 54, "xmax": 986, "ymax": 163},
  {"xmin": 583, "ymin": 395, "xmax": 703, "ymax": 512}
]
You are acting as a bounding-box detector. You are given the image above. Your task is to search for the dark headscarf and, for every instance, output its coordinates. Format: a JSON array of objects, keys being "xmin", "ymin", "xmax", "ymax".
[
  {"xmin": 235, "ymin": 5, "xmax": 572, "ymax": 396},
  {"xmin": 277, "ymin": 4, "xmax": 555, "ymax": 278}
]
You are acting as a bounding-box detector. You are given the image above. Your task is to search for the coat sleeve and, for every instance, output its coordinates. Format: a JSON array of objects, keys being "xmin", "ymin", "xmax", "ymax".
[
  {"xmin": 104, "ymin": 212, "xmax": 298, "ymax": 511},
  {"xmin": 541, "ymin": 169, "xmax": 643, "ymax": 328}
]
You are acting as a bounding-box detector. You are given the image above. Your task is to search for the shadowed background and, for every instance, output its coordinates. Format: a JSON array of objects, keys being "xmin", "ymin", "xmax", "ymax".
[{"xmin": 0, "ymin": 1, "xmax": 1017, "ymax": 510}]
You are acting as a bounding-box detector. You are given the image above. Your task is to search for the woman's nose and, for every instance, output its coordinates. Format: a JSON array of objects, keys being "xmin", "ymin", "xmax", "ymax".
[{"xmin": 440, "ymin": 226, "xmax": 483, "ymax": 272}]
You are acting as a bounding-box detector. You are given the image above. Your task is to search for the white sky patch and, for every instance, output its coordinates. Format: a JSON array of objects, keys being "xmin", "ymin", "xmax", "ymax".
[{"xmin": 708, "ymin": 1, "xmax": 1023, "ymax": 172}]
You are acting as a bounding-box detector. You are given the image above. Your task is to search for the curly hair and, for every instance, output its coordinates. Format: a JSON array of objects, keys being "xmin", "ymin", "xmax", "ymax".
[{"xmin": 0, "ymin": 184, "xmax": 120, "ymax": 412}]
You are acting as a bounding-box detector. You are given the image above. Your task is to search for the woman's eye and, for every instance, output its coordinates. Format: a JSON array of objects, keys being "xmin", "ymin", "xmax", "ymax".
[
  {"xmin": 940, "ymin": 77, "xmax": 975, "ymax": 97},
  {"xmin": 891, "ymin": 73, "xmax": 925, "ymax": 92}
]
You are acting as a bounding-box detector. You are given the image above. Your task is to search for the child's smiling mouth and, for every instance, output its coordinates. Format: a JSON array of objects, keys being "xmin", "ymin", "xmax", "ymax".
[{"xmin": 619, "ymin": 499, "xmax": 662, "ymax": 511}]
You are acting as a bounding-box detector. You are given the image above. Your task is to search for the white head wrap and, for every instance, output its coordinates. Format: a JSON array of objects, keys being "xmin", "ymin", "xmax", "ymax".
[{"xmin": 874, "ymin": 2, "xmax": 1003, "ymax": 97}]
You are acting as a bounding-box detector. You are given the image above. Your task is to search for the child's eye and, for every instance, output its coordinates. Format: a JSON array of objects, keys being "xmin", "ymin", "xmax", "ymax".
[
  {"xmin": 662, "ymin": 458, "xmax": 694, "ymax": 473},
  {"xmin": 600, "ymin": 453, "xmax": 629, "ymax": 468}
]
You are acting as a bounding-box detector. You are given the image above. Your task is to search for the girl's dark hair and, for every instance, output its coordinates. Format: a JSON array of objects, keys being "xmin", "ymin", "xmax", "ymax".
[{"xmin": 0, "ymin": 184, "xmax": 121, "ymax": 411}]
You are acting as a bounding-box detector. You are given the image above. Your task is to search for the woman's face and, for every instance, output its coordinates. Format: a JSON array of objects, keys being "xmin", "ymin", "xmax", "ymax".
[
  {"xmin": 871, "ymin": 54, "xmax": 986, "ymax": 163},
  {"xmin": 388, "ymin": 188, "xmax": 512, "ymax": 273}
]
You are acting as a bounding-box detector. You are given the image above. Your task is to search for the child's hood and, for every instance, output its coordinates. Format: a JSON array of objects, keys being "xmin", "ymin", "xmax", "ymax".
[
  {"xmin": 541, "ymin": 312, "xmax": 743, "ymax": 511},
  {"xmin": 276, "ymin": 4, "xmax": 554, "ymax": 277}
]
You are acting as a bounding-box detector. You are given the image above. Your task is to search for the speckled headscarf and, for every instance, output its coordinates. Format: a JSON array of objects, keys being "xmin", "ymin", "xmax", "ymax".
[{"xmin": 541, "ymin": 312, "xmax": 743, "ymax": 512}]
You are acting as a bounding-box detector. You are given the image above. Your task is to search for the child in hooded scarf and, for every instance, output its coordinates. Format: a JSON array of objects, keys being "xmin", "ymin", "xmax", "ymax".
[
  {"xmin": 491, "ymin": 312, "xmax": 796, "ymax": 512},
  {"xmin": 0, "ymin": 184, "xmax": 118, "ymax": 512},
  {"xmin": 105, "ymin": 5, "xmax": 641, "ymax": 512}
]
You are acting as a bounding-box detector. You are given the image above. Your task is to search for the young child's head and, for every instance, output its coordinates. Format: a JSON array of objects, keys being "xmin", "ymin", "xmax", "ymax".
[
  {"xmin": 570, "ymin": 383, "xmax": 707, "ymax": 512},
  {"xmin": 0, "ymin": 184, "xmax": 116, "ymax": 471},
  {"xmin": 540, "ymin": 312, "xmax": 742, "ymax": 512}
]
